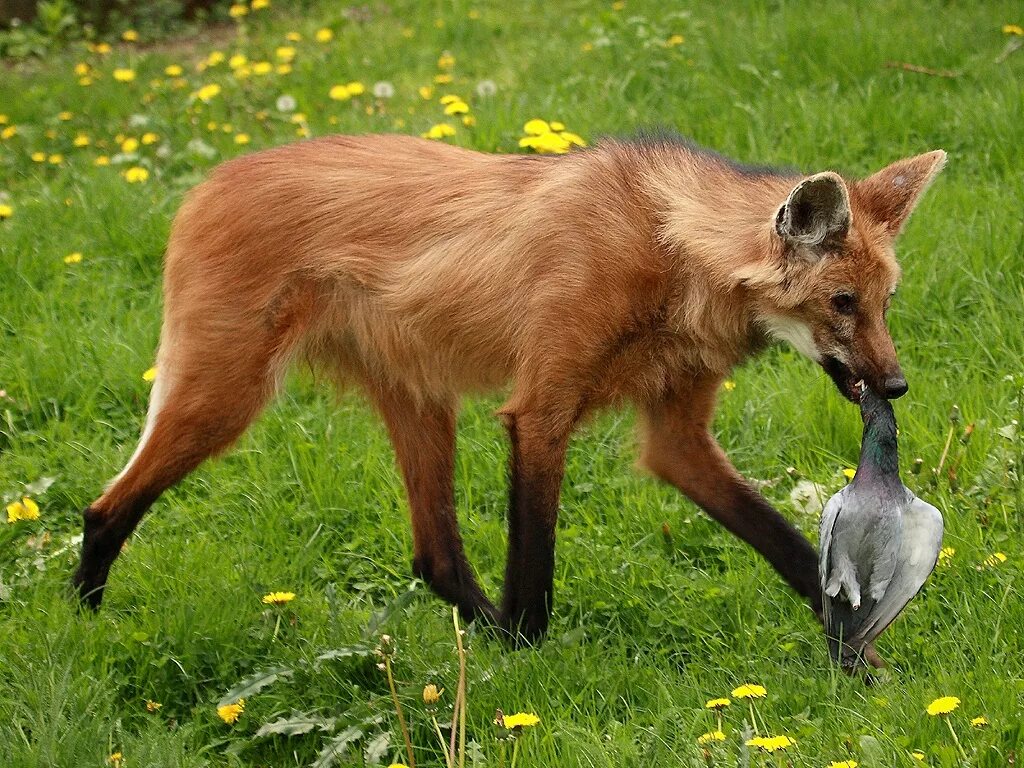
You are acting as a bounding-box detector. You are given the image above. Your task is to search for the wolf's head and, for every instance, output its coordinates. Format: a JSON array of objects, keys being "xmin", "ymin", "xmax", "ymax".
[{"xmin": 748, "ymin": 151, "xmax": 946, "ymax": 401}]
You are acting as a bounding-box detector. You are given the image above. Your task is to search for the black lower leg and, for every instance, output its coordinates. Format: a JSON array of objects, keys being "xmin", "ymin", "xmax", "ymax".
[
  {"xmin": 72, "ymin": 498, "xmax": 152, "ymax": 610},
  {"xmin": 498, "ymin": 414, "xmax": 565, "ymax": 643}
]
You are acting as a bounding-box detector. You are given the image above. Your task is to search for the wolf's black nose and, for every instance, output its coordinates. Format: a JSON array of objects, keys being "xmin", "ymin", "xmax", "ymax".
[{"xmin": 882, "ymin": 375, "xmax": 909, "ymax": 399}]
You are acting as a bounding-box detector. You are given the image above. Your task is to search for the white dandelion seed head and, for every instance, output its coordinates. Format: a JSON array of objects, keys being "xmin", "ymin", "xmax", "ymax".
[
  {"xmin": 275, "ymin": 94, "xmax": 297, "ymax": 112},
  {"xmin": 475, "ymin": 79, "xmax": 497, "ymax": 97},
  {"xmin": 372, "ymin": 81, "xmax": 395, "ymax": 98}
]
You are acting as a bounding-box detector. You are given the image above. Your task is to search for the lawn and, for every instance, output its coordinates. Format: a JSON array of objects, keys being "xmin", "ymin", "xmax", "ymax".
[{"xmin": 1, "ymin": 1, "xmax": 1023, "ymax": 766}]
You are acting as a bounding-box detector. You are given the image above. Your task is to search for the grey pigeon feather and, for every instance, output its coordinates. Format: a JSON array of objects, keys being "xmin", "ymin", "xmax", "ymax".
[{"xmin": 819, "ymin": 386, "xmax": 944, "ymax": 670}]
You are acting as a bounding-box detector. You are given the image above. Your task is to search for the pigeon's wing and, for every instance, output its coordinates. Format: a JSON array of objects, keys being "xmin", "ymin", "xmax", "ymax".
[
  {"xmin": 818, "ymin": 489, "xmax": 845, "ymax": 592},
  {"xmin": 819, "ymin": 488, "xmax": 861, "ymax": 661},
  {"xmin": 843, "ymin": 494, "xmax": 944, "ymax": 650}
]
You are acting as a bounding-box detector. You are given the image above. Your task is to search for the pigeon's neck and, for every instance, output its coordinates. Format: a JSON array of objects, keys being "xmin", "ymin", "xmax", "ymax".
[{"xmin": 853, "ymin": 389, "xmax": 901, "ymax": 488}]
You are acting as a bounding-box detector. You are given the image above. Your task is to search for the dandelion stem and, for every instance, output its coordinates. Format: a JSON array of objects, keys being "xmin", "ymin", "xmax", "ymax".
[
  {"xmin": 748, "ymin": 701, "xmax": 761, "ymax": 734},
  {"xmin": 510, "ymin": 738, "xmax": 521, "ymax": 768},
  {"xmin": 945, "ymin": 718, "xmax": 969, "ymax": 763},
  {"xmin": 454, "ymin": 609, "xmax": 468, "ymax": 768},
  {"xmin": 450, "ymin": 607, "xmax": 468, "ymax": 768},
  {"xmin": 431, "ymin": 715, "xmax": 452, "ymax": 768},
  {"xmin": 272, "ymin": 611, "xmax": 282, "ymax": 641},
  {"xmin": 384, "ymin": 655, "xmax": 416, "ymax": 768}
]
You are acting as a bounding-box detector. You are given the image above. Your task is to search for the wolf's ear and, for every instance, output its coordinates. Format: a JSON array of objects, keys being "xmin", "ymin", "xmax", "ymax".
[
  {"xmin": 856, "ymin": 150, "xmax": 947, "ymax": 236},
  {"xmin": 774, "ymin": 172, "xmax": 851, "ymax": 257}
]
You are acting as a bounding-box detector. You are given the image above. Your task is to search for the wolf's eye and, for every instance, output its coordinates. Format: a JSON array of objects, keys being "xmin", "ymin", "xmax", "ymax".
[{"xmin": 831, "ymin": 292, "xmax": 857, "ymax": 315}]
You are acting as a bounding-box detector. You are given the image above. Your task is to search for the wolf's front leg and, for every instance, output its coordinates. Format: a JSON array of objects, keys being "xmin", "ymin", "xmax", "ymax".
[
  {"xmin": 496, "ymin": 405, "xmax": 573, "ymax": 642},
  {"xmin": 639, "ymin": 376, "xmax": 822, "ymax": 612}
]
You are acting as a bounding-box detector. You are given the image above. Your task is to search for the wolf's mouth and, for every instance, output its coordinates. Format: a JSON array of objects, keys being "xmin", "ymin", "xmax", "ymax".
[{"xmin": 822, "ymin": 356, "xmax": 862, "ymax": 403}]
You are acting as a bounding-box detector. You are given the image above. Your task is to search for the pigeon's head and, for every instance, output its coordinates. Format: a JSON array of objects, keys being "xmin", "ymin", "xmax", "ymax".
[{"xmin": 746, "ymin": 151, "xmax": 947, "ymax": 403}]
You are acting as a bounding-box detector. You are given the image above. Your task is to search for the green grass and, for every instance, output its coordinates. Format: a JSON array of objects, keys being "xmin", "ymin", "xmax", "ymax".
[{"xmin": 2, "ymin": 1, "xmax": 1023, "ymax": 766}]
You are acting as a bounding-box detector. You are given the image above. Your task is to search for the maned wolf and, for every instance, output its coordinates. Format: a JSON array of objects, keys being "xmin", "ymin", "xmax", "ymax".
[{"xmin": 74, "ymin": 133, "xmax": 945, "ymax": 643}]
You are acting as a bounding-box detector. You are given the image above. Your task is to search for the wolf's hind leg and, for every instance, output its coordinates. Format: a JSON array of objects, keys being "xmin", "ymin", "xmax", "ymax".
[{"xmin": 369, "ymin": 383, "xmax": 497, "ymax": 624}]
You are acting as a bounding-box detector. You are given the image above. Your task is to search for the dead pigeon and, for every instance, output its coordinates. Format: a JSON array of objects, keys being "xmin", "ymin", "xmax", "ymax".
[{"xmin": 819, "ymin": 385, "xmax": 944, "ymax": 670}]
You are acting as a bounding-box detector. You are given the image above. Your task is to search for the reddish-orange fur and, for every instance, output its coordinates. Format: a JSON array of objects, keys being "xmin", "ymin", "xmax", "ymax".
[{"xmin": 74, "ymin": 134, "xmax": 945, "ymax": 639}]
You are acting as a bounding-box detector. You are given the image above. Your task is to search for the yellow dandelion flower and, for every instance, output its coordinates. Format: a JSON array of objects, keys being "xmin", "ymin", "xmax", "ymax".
[
  {"xmin": 697, "ymin": 730, "xmax": 726, "ymax": 744},
  {"xmin": 286, "ymin": 31, "xmax": 301, "ymax": 41},
  {"xmin": 1003, "ymin": 24, "xmax": 1024, "ymax": 36},
  {"xmin": 926, "ymin": 696, "xmax": 960, "ymax": 716},
  {"xmin": 74, "ymin": 63, "xmax": 90, "ymax": 76},
  {"xmin": 911, "ymin": 750, "xmax": 925, "ymax": 761},
  {"xmin": 462, "ymin": 115, "xmax": 476, "ymax": 127},
  {"xmin": 251, "ymin": 0, "xmax": 270, "ymax": 9},
  {"xmin": 196, "ymin": 83, "xmax": 222, "ymax": 102},
  {"xmin": 315, "ymin": 27, "xmax": 334, "ymax": 43},
  {"xmin": 217, "ymin": 699, "xmax": 245, "ymax": 723},
  {"xmin": 437, "ymin": 52, "xmax": 456, "ymax": 70},
  {"xmin": 444, "ymin": 100, "xmax": 469, "ymax": 115},
  {"xmin": 938, "ymin": 546, "xmax": 955, "ymax": 564},
  {"xmin": 705, "ymin": 697, "xmax": 731, "ymax": 709},
  {"xmin": 275, "ymin": 46, "xmax": 295, "ymax": 62},
  {"xmin": 842, "ymin": 467, "xmax": 856, "ymax": 480},
  {"xmin": 6, "ymin": 497, "xmax": 40, "ymax": 523},
  {"xmin": 329, "ymin": 84, "xmax": 351, "ymax": 100},
  {"xmin": 91, "ymin": 42, "xmax": 112, "ymax": 54},
  {"xmin": 229, "ymin": 53, "xmax": 248, "ymax": 69},
  {"xmin": 970, "ymin": 716, "xmax": 989, "ymax": 728},
  {"xmin": 731, "ymin": 684, "xmax": 767, "ymax": 699},
  {"xmin": 0, "ymin": 203, "xmax": 14, "ymax": 219},
  {"xmin": 234, "ymin": 133, "xmax": 250, "ymax": 145},
  {"xmin": 666, "ymin": 33, "xmax": 684, "ymax": 47},
  {"xmin": 559, "ymin": 131, "xmax": 587, "ymax": 147},
  {"xmin": 518, "ymin": 133, "xmax": 571, "ymax": 154},
  {"xmin": 401, "ymin": 27, "xmax": 414, "ymax": 38},
  {"xmin": 252, "ymin": 61, "xmax": 272, "ymax": 75},
  {"xmin": 262, "ymin": 591, "xmax": 295, "ymax": 605},
  {"xmin": 439, "ymin": 94, "xmax": 461, "ymax": 105},
  {"xmin": 290, "ymin": 113, "xmax": 307, "ymax": 124},
  {"xmin": 746, "ymin": 735, "xmax": 794, "ymax": 753},
  {"xmin": 94, "ymin": 155, "xmax": 110, "ymax": 166},
  {"xmin": 984, "ymin": 552, "xmax": 1007, "ymax": 567},
  {"xmin": 722, "ymin": 380, "xmax": 737, "ymax": 391},
  {"xmin": 612, "ymin": 0, "xmax": 625, "ymax": 9},
  {"xmin": 124, "ymin": 166, "xmax": 149, "ymax": 183},
  {"xmin": 206, "ymin": 51, "xmax": 226, "ymax": 66},
  {"xmin": 58, "ymin": 110, "xmax": 73, "ymax": 121},
  {"xmin": 347, "ymin": 81, "xmax": 365, "ymax": 95},
  {"xmin": 121, "ymin": 137, "xmax": 139, "ymax": 152},
  {"xmin": 141, "ymin": 132, "xmax": 159, "ymax": 145},
  {"xmin": 73, "ymin": 133, "xmax": 90, "ymax": 147},
  {"xmin": 47, "ymin": 153, "xmax": 63, "ymax": 165},
  {"xmin": 145, "ymin": 699, "xmax": 162, "ymax": 712},
  {"xmin": 31, "ymin": 151, "xmax": 46, "ymax": 163},
  {"xmin": 108, "ymin": 753, "xmax": 123, "ymax": 768},
  {"xmin": 0, "ymin": 114, "xmax": 7, "ymax": 124},
  {"xmin": 500, "ymin": 712, "xmax": 540, "ymax": 728},
  {"xmin": 827, "ymin": 762, "xmax": 858, "ymax": 768},
  {"xmin": 165, "ymin": 64, "xmax": 183, "ymax": 76},
  {"xmin": 422, "ymin": 123, "xmax": 456, "ymax": 140},
  {"xmin": 523, "ymin": 118, "xmax": 550, "ymax": 135},
  {"xmin": 418, "ymin": 85, "xmax": 434, "ymax": 99},
  {"xmin": 423, "ymin": 684, "xmax": 444, "ymax": 704},
  {"xmin": 433, "ymin": 73, "xmax": 453, "ymax": 84},
  {"xmin": 581, "ymin": 41, "xmax": 594, "ymax": 52},
  {"xmin": 113, "ymin": 68, "xmax": 136, "ymax": 82},
  {"xmin": 276, "ymin": 63, "xmax": 292, "ymax": 75},
  {"xmin": 64, "ymin": 252, "xmax": 83, "ymax": 264},
  {"xmin": 122, "ymin": 29, "xmax": 138, "ymax": 42},
  {"xmin": 1, "ymin": 125, "xmax": 17, "ymax": 139},
  {"xmin": 228, "ymin": 3, "xmax": 248, "ymax": 18}
]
